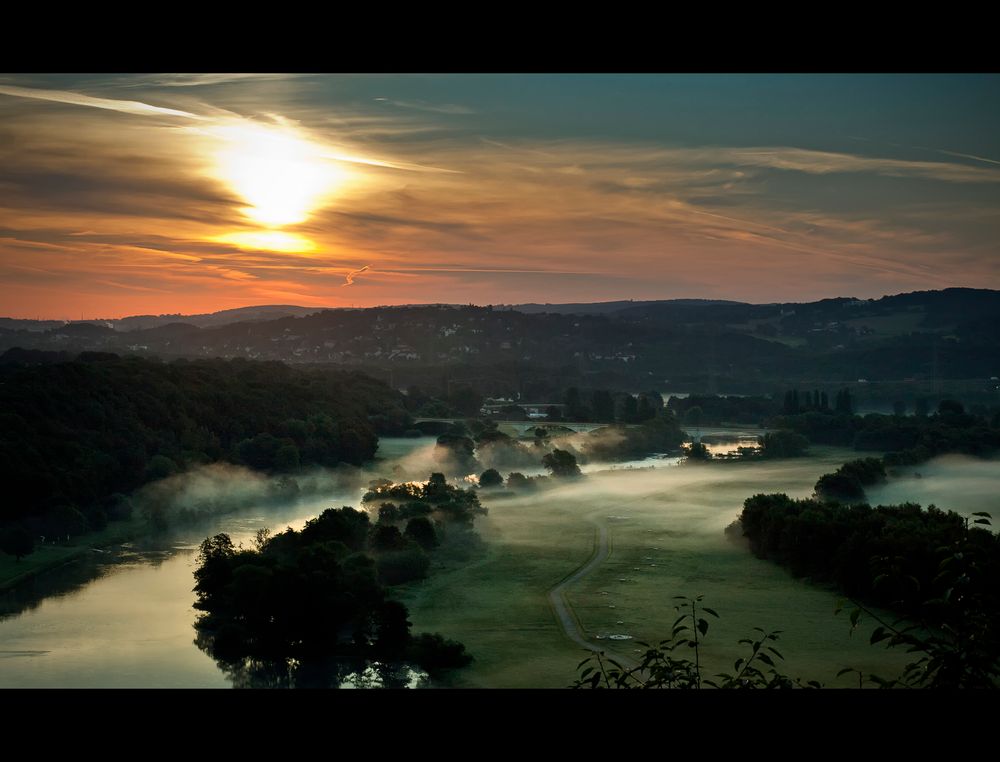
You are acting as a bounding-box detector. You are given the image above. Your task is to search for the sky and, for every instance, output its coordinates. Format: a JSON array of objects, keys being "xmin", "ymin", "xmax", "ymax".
[{"xmin": 1, "ymin": 73, "xmax": 999, "ymax": 319}]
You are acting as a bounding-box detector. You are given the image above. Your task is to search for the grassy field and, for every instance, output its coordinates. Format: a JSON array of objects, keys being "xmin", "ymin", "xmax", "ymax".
[
  {"xmin": 393, "ymin": 495, "xmax": 597, "ymax": 687},
  {"xmin": 397, "ymin": 447, "xmax": 914, "ymax": 688}
]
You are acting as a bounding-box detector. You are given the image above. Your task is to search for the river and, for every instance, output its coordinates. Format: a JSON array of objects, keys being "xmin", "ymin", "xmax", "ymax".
[{"xmin": 0, "ymin": 437, "xmax": 993, "ymax": 688}]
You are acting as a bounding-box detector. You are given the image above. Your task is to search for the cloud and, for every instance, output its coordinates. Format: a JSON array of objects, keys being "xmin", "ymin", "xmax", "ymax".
[
  {"xmin": 717, "ymin": 146, "xmax": 1000, "ymax": 184},
  {"xmin": 930, "ymin": 149, "xmax": 1000, "ymax": 167},
  {"xmin": 0, "ymin": 84, "xmax": 204, "ymax": 120},
  {"xmin": 342, "ymin": 265, "xmax": 370, "ymax": 286},
  {"xmin": 375, "ymin": 97, "xmax": 474, "ymax": 115}
]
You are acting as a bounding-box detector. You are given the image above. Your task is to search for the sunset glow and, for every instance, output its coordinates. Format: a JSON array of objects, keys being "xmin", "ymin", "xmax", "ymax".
[
  {"xmin": 203, "ymin": 120, "xmax": 350, "ymax": 227},
  {"xmin": 1, "ymin": 73, "xmax": 999, "ymax": 319},
  {"xmin": 212, "ymin": 230, "xmax": 318, "ymax": 253}
]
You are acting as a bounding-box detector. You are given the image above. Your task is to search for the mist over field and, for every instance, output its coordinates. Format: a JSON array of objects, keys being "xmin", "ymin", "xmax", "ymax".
[
  {"xmin": 869, "ymin": 454, "xmax": 1000, "ymax": 520},
  {"xmin": 395, "ymin": 445, "xmax": 923, "ymax": 687}
]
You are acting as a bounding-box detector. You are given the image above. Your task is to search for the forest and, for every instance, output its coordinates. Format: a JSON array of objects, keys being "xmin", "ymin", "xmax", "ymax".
[{"xmin": 0, "ymin": 353, "xmax": 410, "ymax": 540}]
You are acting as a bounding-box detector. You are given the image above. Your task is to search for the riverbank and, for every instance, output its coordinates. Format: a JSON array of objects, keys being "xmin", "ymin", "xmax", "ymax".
[{"xmin": 0, "ymin": 516, "xmax": 149, "ymax": 592}]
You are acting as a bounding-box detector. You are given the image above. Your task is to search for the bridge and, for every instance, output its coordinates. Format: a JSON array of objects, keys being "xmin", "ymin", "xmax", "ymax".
[{"xmin": 412, "ymin": 418, "xmax": 618, "ymax": 436}]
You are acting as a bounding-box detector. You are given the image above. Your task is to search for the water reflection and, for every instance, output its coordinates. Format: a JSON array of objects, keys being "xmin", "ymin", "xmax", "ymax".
[
  {"xmin": 203, "ymin": 641, "xmax": 428, "ymax": 689},
  {"xmin": 0, "ymin": 438, "xmax": 434, "ymax": 688},
  {"xmin": 0, "ymin": 540, "xmax": 176, "ymax": 621}
]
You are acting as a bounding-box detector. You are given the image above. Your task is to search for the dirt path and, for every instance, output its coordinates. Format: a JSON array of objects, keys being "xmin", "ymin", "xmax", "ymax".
[
  {"xmin": 547, "ymin": 516, "xmax": 640, "ymax": 671},
  {"xmin": 547, "ymin": 519, "xmax": 608, "ymax": 652}
]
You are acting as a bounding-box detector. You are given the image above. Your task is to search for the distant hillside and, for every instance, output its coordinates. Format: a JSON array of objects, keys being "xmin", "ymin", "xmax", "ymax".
[
  {"xmin": 113, "ymin": 305, "xmax": 327, "ymax": 330},
  {"xmin": 504, "ymin": 299, "xmax": 745, "ymax": 315},
  {"xmin": 1, "ymin": 289, "xmax": 998, "ymax": 400}
]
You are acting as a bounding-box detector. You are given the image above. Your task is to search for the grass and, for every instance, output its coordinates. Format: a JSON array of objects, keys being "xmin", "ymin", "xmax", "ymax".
[
  {"xmin": 0, "ymin": 515, "xmax": 149, "ymax": 592},
  {"xmin": 397, "ymin": 447, "xmax": 914, "ymax": 687},
  {"xmin": 393, "ymin": 495, "xmax": 596, "ymax": 687}
]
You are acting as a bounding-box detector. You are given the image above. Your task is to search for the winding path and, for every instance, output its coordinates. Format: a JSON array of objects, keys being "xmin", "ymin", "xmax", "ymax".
[
  {"xmin": 546, "ymin": 515, "xmax": 641, "ymax": 671},
  {"xmin": 547, "ymin": 518, "xmax": 608, "ymax": 652}
]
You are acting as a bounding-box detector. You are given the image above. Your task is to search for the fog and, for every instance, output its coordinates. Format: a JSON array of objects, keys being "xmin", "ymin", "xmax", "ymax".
[
  {"xmin": 6, "ymin": 436, "xmax": 988, "ymax": 688},
  {"xmin": 133, "ymin": 461, "xmax": 374, "ymax": 532},
  {"xmin": 400, "ymin": 444, "xmax": 913, "ymax": 687},
  {"xmin": 869, "ymin": 454, "xmax": 1000, "ymax": 523}
]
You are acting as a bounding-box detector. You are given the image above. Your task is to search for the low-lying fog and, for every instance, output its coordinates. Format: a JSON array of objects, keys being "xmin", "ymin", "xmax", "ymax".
[{"xmin": 1, "ymin": 435, "xmax": 993, "ymax": 688}]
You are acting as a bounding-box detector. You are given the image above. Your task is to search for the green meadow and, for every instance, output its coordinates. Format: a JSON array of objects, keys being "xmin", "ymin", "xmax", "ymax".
[{"xmin": 397, "ymin": 446, "xmax": 913, "ymax": 688}]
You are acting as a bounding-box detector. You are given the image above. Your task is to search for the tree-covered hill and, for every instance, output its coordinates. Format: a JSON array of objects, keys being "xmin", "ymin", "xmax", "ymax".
[{"xmin": 0, "ymin": 354, "xmax": 410, "ymax": 535}]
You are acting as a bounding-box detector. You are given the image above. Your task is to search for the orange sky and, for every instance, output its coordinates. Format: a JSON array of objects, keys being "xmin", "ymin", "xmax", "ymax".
[{"xmin": 2, "ymin": 74, "xmax": 999, "ymax": 319}]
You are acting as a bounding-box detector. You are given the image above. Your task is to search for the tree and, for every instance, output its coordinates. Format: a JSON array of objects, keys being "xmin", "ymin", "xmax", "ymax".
[
  {"xmin": 758, "ymin": 430, "xmax": 809, "ymax": 458},
  {"xmin": 0, "ymin": 524, "xmax": 34, "ymax": 562},
  {"xmin": 783, "ymin": 390, "xmax": 800, "ymax": 415},
  {"xmin": 591, "ymin": 390, "xmax": 616, "ymax": 423},
  {"xmin": 636, "ymin": 395, "xmax": 655, "ymax": 422},
  {"xmin": 369, "ymin": 524, "xmax": 408, "ymax": 552},
  {"xmin": 273, "ymin": 442, "xmax": 301, "ymax": 471},
  {"xmin": 835, "ymin": 388, "xmax": 854, "ymax": 415},
  {"xmin": 542, "ymin": 449, "xmax": 581, "ymax": 478},
  {"xmin": 684, "ymin": 406, "xmax": 703, "ymax": 429},
  {"xmin": 404, "ymin": 517, "xmax": 439, "ymax": 550},
  {"xmin": 622, "ymin": 395, "xmax": 639, "ymax": 424},
  {"xmin": 685, "ymin": 441, "xmax": 711, "ymax": 461},
  {"xmin": 478, "ymin": 468, "xmax": 503, "ymax": 488},
  {"xmin": 564, "ymin": 387, "xmax": 583, "ymax": 420},
  {"xmin": 448, "ymin": 386, "xmax": 483, "ymax": 418},
  {"xmin": 507, "ymin": 472, "xmax": 532, "ymax": 491}
]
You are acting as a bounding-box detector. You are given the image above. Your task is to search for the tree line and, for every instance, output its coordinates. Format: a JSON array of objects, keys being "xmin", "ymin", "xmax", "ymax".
[
  {"xmin": 0, "ymin": 353, "xmax": 411, "ymax": 552},
  {"xmin": 193, "ymin": 473, "xmax": 481, "ymax": 688}
]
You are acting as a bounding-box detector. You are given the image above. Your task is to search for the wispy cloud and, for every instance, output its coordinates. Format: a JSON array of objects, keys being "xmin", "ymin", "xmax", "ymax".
[
  {"xmin": 929, "ymin": 149, "xmax": 1000, "ymax": 167},
  {"xmin": 342, "ymin": 265, "xmax": 370, "ymax": 286},
  {"xmin": 0, "ymin": 84, "xmax": 204, "ymax": 120},
  {"xmin": 374, "ymin": 97, "xmax": 474, "ymax": 115},
  {"xmin": 719, "ymin": 147, "xmax": 1000, "ymax": 184}
]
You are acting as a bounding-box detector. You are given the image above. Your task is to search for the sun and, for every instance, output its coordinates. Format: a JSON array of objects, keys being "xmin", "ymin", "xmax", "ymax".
[
  {"xmin": 207, "ymin": 119, "xmax": 348, "ymax": 227},
  {"xmin": 211, "ymin": 230, "xmax": 317, "ymax": 253}
]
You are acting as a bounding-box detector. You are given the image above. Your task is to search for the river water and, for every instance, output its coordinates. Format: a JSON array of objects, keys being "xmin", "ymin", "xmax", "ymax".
[
  {"xmin": 0, "ymin": 437, "xmax": 442, "ymax": 688},
  {"xmin": 1, "ymin": 437, "xmax": 993, "ymax": 688}
]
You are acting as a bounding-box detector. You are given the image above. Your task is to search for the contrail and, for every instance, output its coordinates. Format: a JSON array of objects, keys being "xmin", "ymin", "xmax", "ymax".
[
  {"xmin": 0, "ymin": 84, "xmax": 205, "ymax": 120},
  {"xmin": 342, "ymin": 265, "xmax": 370, "ymax": 286}
]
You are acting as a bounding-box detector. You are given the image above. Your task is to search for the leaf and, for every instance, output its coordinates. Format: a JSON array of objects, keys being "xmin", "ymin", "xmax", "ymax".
[
  {"xmin": 837, "ymin": 667, "xmax": 854, "ymax": 677},
  {"xmin": 869, "ymin": 627, "xmax": 891, "ymax": 645},
  {"xmin": 758, "ymin": 653, "xmax": 774, "ymax": 667},
  {"xmin": 971, "ymin": 511, "xmax": 992, "ymax": 518},
  {"xmin": 697, "ymin": 618, "xmax": 709, "ymax": 636},
  {"xmin": 767, "ymin": 646, "xmax": 783, "ymax": 660},
  {"xmin": 702, "ymin": 607, "xmax": 719, "ymax": 618},
  {"xmin": 974, "ymin": 519, "xmax": 991, "ymax": 525},
  {"xmin": 849, "ymin": 608, "xmax": 861, "ymax": 627}
]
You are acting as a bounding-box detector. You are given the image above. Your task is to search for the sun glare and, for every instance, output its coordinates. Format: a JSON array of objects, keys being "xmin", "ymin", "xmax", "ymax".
[
  {"xmin": 213, "ymin": 230, "xmax": 317, "ymax": 253},
  {"xmin": 209, "ymin": 120, "xmax": 348, "ymax": 227}
]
